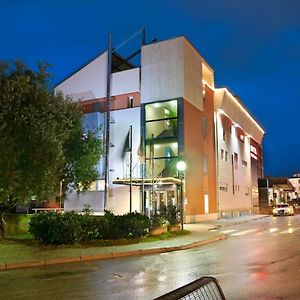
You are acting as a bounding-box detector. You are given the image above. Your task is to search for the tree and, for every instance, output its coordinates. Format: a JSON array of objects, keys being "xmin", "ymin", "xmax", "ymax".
[{"xmin": 0, "ymin": 61, "xmax": 102, "ymax": 233}]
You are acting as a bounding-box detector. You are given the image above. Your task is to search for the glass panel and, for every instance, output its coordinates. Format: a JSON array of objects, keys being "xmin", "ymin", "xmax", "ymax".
[
  {"xmin": 83, "ymin": 112, "xmax": 104, "ymax": 179},
  {"xmin": 145, "ymin": 157, "xmax": 178, "ymax": 178},
  {"xmin": 146, "ymin": 119, "xmax": 177, "ymax": 140},
  {"xmin": 145, "ymin": 100, "xmax": 178, "ymax": 121},
  {"xmin": 146, "ymin": 142, "xmax": 178, "ymax": 159}
]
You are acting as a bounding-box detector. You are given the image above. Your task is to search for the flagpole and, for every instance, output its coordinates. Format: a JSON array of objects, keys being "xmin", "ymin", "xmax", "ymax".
[{"xmin": 129, "ymin": 125, "xmax": 133, "ymax": 213}]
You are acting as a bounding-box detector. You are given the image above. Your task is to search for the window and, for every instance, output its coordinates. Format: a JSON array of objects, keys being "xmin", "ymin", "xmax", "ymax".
[
  {"xmin": 234, "ymin": 152, "xmax": 238, "ymax": 169},
  {"xmin": 220, "ymin": 183, "xmax": 228, "ymax": 192},
  {"xmin": 128, "ymin": 96, "xmax": 134, "ymax": 108},
  {"xmin": 221, "ymin": 149, "xmax": 224, "ymax": 160},
  {"xmin": 242, "ymin": 160, "xmax": 247, "ymax": 167},
  {"xmin": 240, "ymin": 135, "xmax": 245, "ymax": 143},
  {"xmin": 222, "ymin": 128, "xmax": 226, "ymax": 141},
  {"xmin": 225, "ymin": 151, "xmax": 228, "ymax": 162},
  {"xmin": 245, "ymin": 187, "xmax": 250, "ymax": 195}
]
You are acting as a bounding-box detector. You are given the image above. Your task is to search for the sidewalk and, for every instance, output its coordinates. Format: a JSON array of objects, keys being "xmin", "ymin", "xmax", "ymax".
[{"xmin": 0, "ymin": 215, "xmax": 269, "ymax": 271}]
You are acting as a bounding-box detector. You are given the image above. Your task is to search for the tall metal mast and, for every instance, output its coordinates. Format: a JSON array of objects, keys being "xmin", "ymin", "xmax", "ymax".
[{"xmin": 104, "ymin": 32, "xmax": 112, "ymax": 210}]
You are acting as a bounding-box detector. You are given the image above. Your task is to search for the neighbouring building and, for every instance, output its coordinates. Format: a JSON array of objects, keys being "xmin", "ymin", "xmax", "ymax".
[
  {"xmin": 258, "ymin": 177, "xmax": 294, "ymax": 207},
  {"xmin": 55, "ymin": 35, "xmax": 265, "ymax": 222},
  {"xmin": 288, "ymin": 174, "xmax": 300, "ymax": 200}
]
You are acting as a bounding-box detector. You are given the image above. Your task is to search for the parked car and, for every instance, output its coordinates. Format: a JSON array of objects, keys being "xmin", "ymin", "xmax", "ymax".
[{"xmin": 273, "ymin": 204, "xmax": 294, "ymax": 216}]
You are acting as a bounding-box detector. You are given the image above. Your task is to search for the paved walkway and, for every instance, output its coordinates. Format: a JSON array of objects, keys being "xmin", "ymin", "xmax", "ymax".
[{"xmin": 0, "ymin": 215, "xmax": 269, "ymax": 271}]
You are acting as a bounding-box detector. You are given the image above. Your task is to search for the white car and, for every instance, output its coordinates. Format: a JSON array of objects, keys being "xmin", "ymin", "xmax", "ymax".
[{"xmin": 273, "ymin": 204, "xmax": 294, "ymax": 216}]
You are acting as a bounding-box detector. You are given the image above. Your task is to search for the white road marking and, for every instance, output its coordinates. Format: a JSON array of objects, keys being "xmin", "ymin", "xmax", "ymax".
[
  {"xmin": 221, "ymin": 229, "xmax": 237, "ymax": 234},
  {"xmin": 231, "ymin": 229, "xmax": 257, "ymax": 236},
  {"xmin": 256, "ymin": 227, "xmax": 279, "ymax": 235},
  {"xmin": 280, "ymin": 227, "xmax": 300, "ymax": 234}
]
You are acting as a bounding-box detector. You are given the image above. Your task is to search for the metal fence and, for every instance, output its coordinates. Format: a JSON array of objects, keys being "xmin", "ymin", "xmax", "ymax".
[{"xmin": 154, "ymin": 276, "xmax": 226, "ymax": 300}]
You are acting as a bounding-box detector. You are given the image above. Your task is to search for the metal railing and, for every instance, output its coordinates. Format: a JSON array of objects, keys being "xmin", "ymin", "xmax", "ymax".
[{"xmin": 154, "ymin": 276, "xmax": 226, "ymax": 300}]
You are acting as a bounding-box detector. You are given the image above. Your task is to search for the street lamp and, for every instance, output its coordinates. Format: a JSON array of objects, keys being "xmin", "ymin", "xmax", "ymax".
[{"xmin": 176, "ymin": 160, "xmax": 186, "ymax": 230}]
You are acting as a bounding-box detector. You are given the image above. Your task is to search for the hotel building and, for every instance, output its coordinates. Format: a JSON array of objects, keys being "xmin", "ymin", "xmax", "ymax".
[{"xmin": 55, "ymin": 35, "xmax": 265, "ymax": 222}]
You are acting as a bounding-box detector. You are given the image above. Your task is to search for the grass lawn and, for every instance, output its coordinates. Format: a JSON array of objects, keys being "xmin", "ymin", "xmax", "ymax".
[{"xmin": 0, "ymin": 230, "xmax": 191, "ymax": 264}]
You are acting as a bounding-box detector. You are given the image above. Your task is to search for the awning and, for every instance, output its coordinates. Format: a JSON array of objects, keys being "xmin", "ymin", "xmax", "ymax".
[{"xmin": 112, "ymin": 177, "xmax": 182, "ymax": 186}]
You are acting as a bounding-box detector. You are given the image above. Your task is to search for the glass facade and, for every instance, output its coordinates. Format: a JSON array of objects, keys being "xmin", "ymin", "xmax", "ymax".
[
  {"xmin": 144, "ymin": 100, "xmax": 179, "ymax": 178},
  {"xmin": 83, "ymin": 112, "xmax": 104, "ymax": 189}
]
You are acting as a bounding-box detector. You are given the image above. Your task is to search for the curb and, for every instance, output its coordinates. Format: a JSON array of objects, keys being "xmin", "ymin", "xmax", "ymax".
[{"xmin": 0, "ymin": 234, "xmax": 226, "ymax": 272}]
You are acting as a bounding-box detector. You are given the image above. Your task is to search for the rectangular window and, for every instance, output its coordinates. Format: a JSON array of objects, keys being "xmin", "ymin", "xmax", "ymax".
[
  {"xmin": 234, "ymin": 152, "xmax": 238, "ymax": 169},
  {"xmin": 225, "ymin": 151, "xmax": 228, "ymax": 162},
  {"xmin": 128, "ymin": 96, "xmax": 134, "ymax": 108},
  {"xmin": 145, "ymin": 100, "xmax": 178, "ymax": 121},
  {"xmin": 242, "ymin": 160, "xmax": 247, "ymax": 167},
  {"xmin": 222, "ymin": 128, "xmax": 226, "ymax": 141},
  {"xmin": 245, "ymin": 187, "xmax": 250, "ymax": 195},
  {"xmin": 240, "ymin": 135, "xmax": 245, "ymax": 143},
  {"xmin": 220, "ymin": 183, "xmax": 228, "ymax": 192},
  {"xmin": 221, "ymin": 149, "xmax": 224, "ymax": 160}
]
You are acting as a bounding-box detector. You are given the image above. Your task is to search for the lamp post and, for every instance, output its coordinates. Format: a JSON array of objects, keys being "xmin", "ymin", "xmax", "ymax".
[{"xmin": 176, "ymin": 160, "xmax": 186, "ymax": 230}]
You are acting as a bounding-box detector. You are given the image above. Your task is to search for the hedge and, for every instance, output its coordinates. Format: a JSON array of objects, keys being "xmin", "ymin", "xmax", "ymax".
[{"xmin": 29, "ymin": 211, "xmax": 151, "ymax": 245}]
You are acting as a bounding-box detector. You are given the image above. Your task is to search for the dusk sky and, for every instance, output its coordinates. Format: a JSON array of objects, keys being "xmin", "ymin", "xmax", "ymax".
[{"xmin": 1, "ymin": 0, "xmax": 300, "ymax": 177}]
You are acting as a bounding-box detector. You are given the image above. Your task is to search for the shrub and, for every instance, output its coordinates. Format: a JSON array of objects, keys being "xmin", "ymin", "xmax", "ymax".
[
  {"xmin": 29, "ymin": 211, "xmax": 151, "ymax": 244},
  {"xmin": 150, "ymin": 212, "xmax": 168, "ymax": 229},
  {"xmin": 160, "ymin": 205, "xmax": 180, "ymax": 226},
  {"xmin": 29, "ymin": 211, "xmax": 83, "ymax": 244}
]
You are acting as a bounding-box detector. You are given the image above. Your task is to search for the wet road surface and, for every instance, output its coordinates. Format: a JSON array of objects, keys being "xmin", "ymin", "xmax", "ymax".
[{"xmin": 0, "ymin": 215, "xmax": 299, "ymax": 299}]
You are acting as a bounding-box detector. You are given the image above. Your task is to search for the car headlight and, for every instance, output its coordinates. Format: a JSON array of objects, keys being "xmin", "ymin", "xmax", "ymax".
[{"xmin": 273, "ymin": 209, "xmax": 276, "ymax": 214}]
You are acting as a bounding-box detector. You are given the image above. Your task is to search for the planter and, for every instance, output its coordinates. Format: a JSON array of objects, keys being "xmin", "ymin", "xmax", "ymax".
[{"xmin": 150, "ymin": 226, "xmax": 168, "ymax": 236}]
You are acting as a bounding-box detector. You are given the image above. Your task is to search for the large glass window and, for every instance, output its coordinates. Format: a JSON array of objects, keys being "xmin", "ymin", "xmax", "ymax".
[
  {"xmin": 145, "ymin": 100, "xmax": 177, "ymax": 121},
  {"xmin": 145, "ymin": 100, "xmax": 179, "ymax": 178}
]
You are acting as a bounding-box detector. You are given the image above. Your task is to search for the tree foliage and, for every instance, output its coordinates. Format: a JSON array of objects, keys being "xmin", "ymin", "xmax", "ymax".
[{"xmin": 0, "ymin": 61, "xmax": 102, "ymax": 208}]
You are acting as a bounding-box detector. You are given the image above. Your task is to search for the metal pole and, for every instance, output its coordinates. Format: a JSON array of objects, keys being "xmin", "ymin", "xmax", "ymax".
[
  {"xmin": 129, "ymin": 125, "xmax": 133, "ymax": 213},
  {"xmin": 180, "ymin": 176, "xmax": 184, "ymax": 230},
  {"xmin": 59, "ymin": 180, "xmax": 63, "ymax": 209},
  {"xmin": 104, "ymin": 32, "xmax": 112, "ymax": 210},
  {"xmin": 142, "ymin": 163, "xmax": 145, "ymax": 214}
]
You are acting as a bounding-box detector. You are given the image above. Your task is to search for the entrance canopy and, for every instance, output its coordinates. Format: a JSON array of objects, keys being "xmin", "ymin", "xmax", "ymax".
[{"xmin": 112, "ymin": 177, "xmax": 182, "ymax": 186}]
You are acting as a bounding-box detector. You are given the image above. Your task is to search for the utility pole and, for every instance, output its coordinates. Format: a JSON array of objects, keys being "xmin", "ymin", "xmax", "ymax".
[{"xmin": 104, "ymin": 32, "xmax": 112, "ymax": 210}]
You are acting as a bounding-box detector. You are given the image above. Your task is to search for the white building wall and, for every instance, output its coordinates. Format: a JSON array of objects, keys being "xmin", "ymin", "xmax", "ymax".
[
  {"xmin": 55, "ymin": 51, "xmax": 140, "ymax": 101},
  {"xmin": 216, "ymin": 111, "xmax": 253, "ymax": 216},
  {"xmin": 215, "ymin": 89, "xmax": 264, "ymax": 144},
  {"xmin": 141, "ymin": 36, "xmax": 210, "ymax": 111},
  {"xmin": 141, "ymin": 37, "xmax": 184, "ymax": 103}
]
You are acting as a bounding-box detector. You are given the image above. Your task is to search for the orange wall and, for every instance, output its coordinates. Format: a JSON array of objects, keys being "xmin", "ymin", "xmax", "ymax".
[
  {"xmin": 184, "ymin": 99, "xmax": 204, "ymax": 216},
  {"xmin": 203, "ymin": 85, "xmax": 217, "ymax": 213},
  {"xmin": 184, "ymin": 84, "xmax": 217, "ymax": 218},
  {"xmin": 81, "ymin": 91, "xmax": 141, "ymax": 113}
]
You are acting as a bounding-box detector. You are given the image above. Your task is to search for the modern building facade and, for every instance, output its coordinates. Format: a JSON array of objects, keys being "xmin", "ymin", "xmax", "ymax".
[{"xmin": 55, "ymin": 35, "xmax": 265, "ymax": 222}]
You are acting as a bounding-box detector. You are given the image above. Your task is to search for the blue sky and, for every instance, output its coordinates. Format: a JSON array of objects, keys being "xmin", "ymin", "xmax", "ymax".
[{"xmin": 1, "ymin": 0, "xmax": 300, "ymax": 176}]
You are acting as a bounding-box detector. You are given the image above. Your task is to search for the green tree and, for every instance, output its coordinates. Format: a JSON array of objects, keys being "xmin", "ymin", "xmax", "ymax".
[{"xmin": 0, "ymin": 61, "xmax": 102, "ymax": 236}]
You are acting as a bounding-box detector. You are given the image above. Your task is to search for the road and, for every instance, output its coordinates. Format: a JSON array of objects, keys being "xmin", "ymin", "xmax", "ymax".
[{"xmin": 0, "ymin": 215, "xmax": 300, "ymax": 299}]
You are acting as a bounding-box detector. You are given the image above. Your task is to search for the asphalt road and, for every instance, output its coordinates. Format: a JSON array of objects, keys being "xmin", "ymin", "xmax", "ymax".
[{"xmin": 1, "ymin": 215, "xmax": 300, "ymax": 300}]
